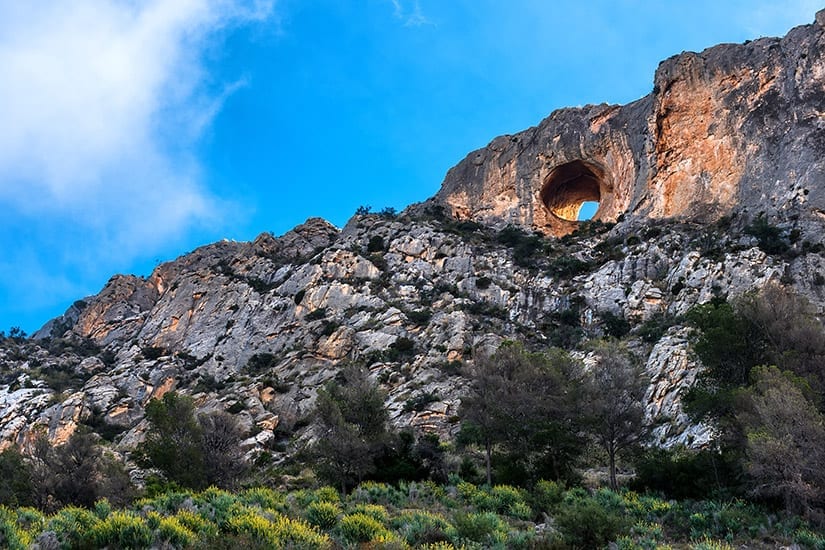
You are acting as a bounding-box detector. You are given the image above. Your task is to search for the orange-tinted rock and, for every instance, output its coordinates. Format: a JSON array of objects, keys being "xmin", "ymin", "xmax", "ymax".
[{"xmin": 430, "ymin": 11, "xmax": 825, "ymax": 236}]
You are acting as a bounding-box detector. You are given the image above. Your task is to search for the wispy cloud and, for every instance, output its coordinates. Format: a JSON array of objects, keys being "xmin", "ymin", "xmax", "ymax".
[
  {"xmin": 390, "ymin": 0, "xmax": 433, "ymax": 27},
  {"xmin": 0, "ymin": 0, "xmax": 273, "ymax": 248},
  {"xmin": 0, "ymin": 0, "xmax": 274, "ymax": 327}
]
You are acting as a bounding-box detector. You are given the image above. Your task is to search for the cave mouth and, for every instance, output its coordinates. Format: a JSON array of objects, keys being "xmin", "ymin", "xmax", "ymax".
[
  {"xmin": 578, "ymin": 201, "xmax": 599, "ymax": 221},
  {"xmin": 540, "ymin": 160, "xmax": 608, "ymax": 222}
]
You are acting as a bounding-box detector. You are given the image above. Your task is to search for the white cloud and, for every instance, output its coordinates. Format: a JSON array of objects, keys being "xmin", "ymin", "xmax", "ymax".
[
  {"xmin": 0, "ymin": 0, "xmax": 274, "ymax": 253},
  {"xmin": 390, "ymin": 0, "xmax": 433, "ymax": 27}
]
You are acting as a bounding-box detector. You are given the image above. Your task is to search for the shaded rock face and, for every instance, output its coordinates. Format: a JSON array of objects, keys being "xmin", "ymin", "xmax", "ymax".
[{"xmin": 432, "ymin": 12, "xmax": 825, "ymax": 236}]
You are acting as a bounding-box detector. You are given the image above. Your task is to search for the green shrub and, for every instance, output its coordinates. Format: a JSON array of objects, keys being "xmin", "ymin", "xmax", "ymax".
[
  {"xmin": 243, "ymin": 353, "xmax": 278, "ymax": 374},
  {"xmin": 89, "ymin": 510, "xmax": 152, "ymax": 549},
  {"xmin": 406, "ymin": 309, "xmax": 432, "ymax": 325},
  {"xmin": 490, "ymin": 485, "xmax": 527, "ymax": 515},
  {"xmin": 350, "ymin": 482, "xmax": 405, "ymax": 506},
  {"xmin": 338, "ymin": 512, "xmax": 391, "ymax": 543},
  {"xmin": 795, "ymin": 528, "xmax": 825, "ymax": 549},
  {"xmin": 496, "ymin": 226, "xmax": 546, "ymax": 268},
  {"xmin": 349, "ymin": 503, "xmax": 388, "ymax": 523},
  {"xmin": 475, "ymin": 276, "xmax": 492, "ymax": 289},
  {"xmin": 313, "ymin": 486, "xmax": 340, "ymax": 504},
  {"xmin": 555, "ymin": 497, "xmax": 630, "ymax": 548},
  {"xmin": 47, "ymin": 506, "xmax": 100, "ymax": 548},
  {"xmin": 367, "ymin": 235, "xmax": 386, "ymax": 253},
  {"xmin": 173, "ymin": 509, "xmax": 216, "ymax": 537},
  {"xmin": 141, "ymin": 346, "xmax": 167, "ymax": 360},
  {"xmin": 391, "ymin": 510, "xmax": 452, "ymax": 546},
  {"xmin": 0, "ymin": 506, "xmax": 29, "ymax": 550},
  {"xmin": 420, "ymin": 543, "xmax": 458, "ymax": 550},
  {"xmin": 450, "ymin": 511, "xmax": 508, "ymax": 545},
  {"xmin": 227, "ymin": 511, "xmax": 330, "ymax": 549},
  {"xmin": 305, "ymin": 501, "xmax": 340, "ymax": 530},
  {"xmin": 239, "ymin": 487, "xmax": 285, "ymax": 511},
  {"xmin": 619, "ymin": 520, "xmax": 665, "ymax": 550},
  {"xmin": 635, "ymin": 313, "xmax": 675, "ymax": 343},
  {"xmin": 691, "ymin": 538, "xmax": 734, "ymax": 550},
  {"xmin": 0, "ymin": 447, "xmax": 34, "ymax": 507},
  {"xmin": 548, "ymin": 255, "xmax": 591, "ymax": 277},
  {"xmin": 13, "ymin": 507, "xmax": 44, "ymax": 536},
  {"xmin": 138, "ymin": 490, "xmax": 191, "ymax": 513},
  {"xmin": 157, "ymin": 516, "xmax": 197, "ymax": 547},
  {"xmin": 507, "ymin": 501, "xmax": 533, "ymax": 520},
  {"xmin": 94, "ymin": 498, "xmax": 112, "ymax": 520},
  {"xmin": 306, "ymin": 307, "xmax": 327, "ymax": 321},
  {"xmin": 529, "ymin": 480, "xmax": 564, "ymax": 515},
  {"xmin": 601, "ymin": 311, "xmax": 631, "ymax": 338},
  {"xmin": 402, "ymin": 391, "xmax": 440, "ymax": 412},
  {"xmin": 744, "ymin": 214, "xmax": 788, "ymax": 255}
]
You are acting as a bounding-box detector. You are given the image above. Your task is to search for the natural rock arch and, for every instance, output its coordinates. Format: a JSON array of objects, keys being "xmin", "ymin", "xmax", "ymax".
[{"xmin": 540, "ymin": 160, "xmax": 612, "ymax": 222}]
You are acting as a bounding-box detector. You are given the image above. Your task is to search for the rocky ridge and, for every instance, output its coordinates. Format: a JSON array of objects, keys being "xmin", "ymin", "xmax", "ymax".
[
  {"xmin": 431, "ymin": 10, "xmax": 825, "ymax": 237},
  {"xmin": 2, "ymin": 13, "xmax": 825, "ymax": 468}
]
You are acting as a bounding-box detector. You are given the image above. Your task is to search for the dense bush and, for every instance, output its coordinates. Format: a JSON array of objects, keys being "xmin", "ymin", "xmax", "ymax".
[
  {"xmin": 744, "ymin": 214, "xmax": 789, "ymax": 255},
  {"xmin": 338, "ymin": 512, "xmax": 391, "ymax": 543},
  {"xmin": 555, "ymin": 495, "xmax": 630, "ymax": 548},
  {"xmin": 305, "ymin": 501, "xmax": 340, "ymax": 529},
  {"xmin": 0, "ymin": 448, "xmax": 33, "ymax": 507},
  {"xmin": 0, "ymin": 482, "xmax": 816, "ymax": 548},
  {"xmin": 140, "ymin": 392, "xmax": 246, "ymax": 490},
  {"xmin": 548, "ymin": 255, "xmax": 591, "ymax": 277},
  {"xmin": 496, "ymin": 225, "xmax": 547, "ymax": 267},
  {"xmin": 631, "ymin": 447, "xmax": 743, "ymax": 499}
]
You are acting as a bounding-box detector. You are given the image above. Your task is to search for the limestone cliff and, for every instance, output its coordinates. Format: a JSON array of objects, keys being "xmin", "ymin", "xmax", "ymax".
[
  {"xmin": 2, "ymin": 13, "xmax": 825, "ymax": 467},
  {"xmin": 431, "ymin": 11, "xmax": 825, "ymax": 236}
]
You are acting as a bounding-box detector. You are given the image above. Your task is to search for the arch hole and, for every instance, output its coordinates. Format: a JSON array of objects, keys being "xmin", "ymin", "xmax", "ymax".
[
  {"xmin": 541, "ymin": 160, "xmax": 607, "ymax": 222},
  {"xmin": 578, "ymin": 201, "xmax": 599, "ymax": 221}
]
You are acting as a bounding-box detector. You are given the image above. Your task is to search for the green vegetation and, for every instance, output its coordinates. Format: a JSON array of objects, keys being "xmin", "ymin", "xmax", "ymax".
[
  {"xmin": 459, "ymin": 342, "xmax": 584, "ymax": 486},
  {"xmin": 138, "ymin": 392, "xmax": 246, "ymax": 491},
  {"xmin": 682, "ymin": 284, "xmax": 825, "ymax": 519},
  {"xmin": 744, "ymin": 213, "xmax": 790, "ymax": 255},
  {"xmin": 0, "ymin": 481, "xmax": 818, "ymax": 549},
  {"xmin": 3, "ymin": 251, "xmax": 825, "ymax": 548}
]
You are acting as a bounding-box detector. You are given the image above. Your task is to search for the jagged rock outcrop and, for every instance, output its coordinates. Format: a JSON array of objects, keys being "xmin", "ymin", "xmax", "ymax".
[
  {"xmin": 431, "ymin": 11, "xmax": 825, "ymax": 236},
  {"xmin": 2, "ymin": 13, "xmax": 825, "ymax": 469}
]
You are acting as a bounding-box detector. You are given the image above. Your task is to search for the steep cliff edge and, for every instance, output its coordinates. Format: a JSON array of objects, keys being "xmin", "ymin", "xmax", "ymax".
[{"xmin": 431, "ymin": 11, "xmax": 825, "ymax": 236}]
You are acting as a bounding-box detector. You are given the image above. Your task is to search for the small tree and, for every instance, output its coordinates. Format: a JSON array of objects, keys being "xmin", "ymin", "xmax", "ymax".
[
  {"xmin": 581, "ymin": 341, "xmax": 648, "ymax": 490},
  {"xmin": 737, "ymin": 284, "xmax": 825, "ymax": 392},
  {"xmin": 459, "ymin": 342, "xmax": 582, "ymax": 485},
  {"xmin": 199, "ymin": 411, "xmax": 248, "ymax": 489},
  {"xmin": 737, "ymin": 366, "xmax": 825, "ymax": 517},
  {"xmin": 142, "ymin": 392, "xmax": 207, "ymax": 489},
  {"xmin": 0, "ymin": 446, "xmax": 34, "ymax": 507},
  {"xmin": 142, "ymin": 392, "xmax": 246, "ymax": 490},
  {"xmin": 30, "ymin": 430, "xmax": 133, "ymax": 511},
  {"xmin": 311, "ymin": 364, "xmax": 390, "ymax": 492}
]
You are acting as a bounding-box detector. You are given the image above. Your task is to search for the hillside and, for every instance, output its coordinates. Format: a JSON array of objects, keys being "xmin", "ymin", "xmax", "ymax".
[{"xmin": 1, "ymin": 8, "xmax": 825, "ymax": 517}]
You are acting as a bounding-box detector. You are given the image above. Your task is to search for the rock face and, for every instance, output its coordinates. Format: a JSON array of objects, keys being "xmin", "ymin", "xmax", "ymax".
[
  {"xmin": 431, "ymin": 12, "xmax": 825, "ymax": 236},
  {"xmin": 2, "ymin": 14, "xmax": 825, "ymax": 467}
]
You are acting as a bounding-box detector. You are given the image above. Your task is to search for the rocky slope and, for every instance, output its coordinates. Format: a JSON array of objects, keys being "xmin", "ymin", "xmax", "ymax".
[{"xmin": 2, "ymin": 12, "xmax": 825, "ymax": 468}]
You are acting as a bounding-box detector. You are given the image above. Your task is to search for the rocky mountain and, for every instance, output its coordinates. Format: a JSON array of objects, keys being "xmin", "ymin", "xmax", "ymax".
[
  {"xmin": 2, "ymin": 11, "xmax": 825, "ymax": 470},
  {"xmin": 431, "ymin": 10, "xmax": 825, "ymax": 237}
]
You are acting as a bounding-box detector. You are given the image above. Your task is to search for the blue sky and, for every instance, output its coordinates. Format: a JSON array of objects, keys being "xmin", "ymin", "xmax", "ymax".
[{"xmin": 0, "ymin": 0, "xmax": 820, "ymax": 334}]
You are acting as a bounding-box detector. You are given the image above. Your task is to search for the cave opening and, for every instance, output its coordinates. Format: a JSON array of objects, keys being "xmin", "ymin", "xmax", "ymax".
[
  {"xmin": 540, "ymin": 160, "xmax": 608, "ymax": 222},
  {"xmin": 578, "ymin": 201, "xmax": 599, "ymax": 221}
]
